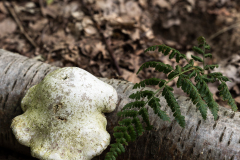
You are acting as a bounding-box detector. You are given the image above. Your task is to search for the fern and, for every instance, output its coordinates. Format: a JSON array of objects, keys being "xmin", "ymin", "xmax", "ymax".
[
  {"xmin": 218, "ymin": 81, "xmax": 238, "ymax": 111},
  {"xmin": 104, "ymin": 37, "xmax": 237, "ymax": 160}
]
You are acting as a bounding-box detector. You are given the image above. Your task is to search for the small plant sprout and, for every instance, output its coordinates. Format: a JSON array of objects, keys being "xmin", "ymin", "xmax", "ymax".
[{"xmin": 104, "ymin": 36, "xmax": 237, "ymax": 160}]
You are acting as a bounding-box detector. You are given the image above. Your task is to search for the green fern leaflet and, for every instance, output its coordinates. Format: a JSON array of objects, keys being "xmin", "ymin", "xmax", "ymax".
[{"xmin": 104, "ymin": 36, "xmax": 237, "ymax": 160}]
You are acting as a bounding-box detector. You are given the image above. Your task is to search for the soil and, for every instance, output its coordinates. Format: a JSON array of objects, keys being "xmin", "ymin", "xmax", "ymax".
[{"xmin": 1, "ymin": 0, "xmax": 240, "ymax": 159}]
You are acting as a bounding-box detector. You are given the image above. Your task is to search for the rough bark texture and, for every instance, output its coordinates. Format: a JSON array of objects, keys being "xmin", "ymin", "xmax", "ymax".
[
  {"xmin": 0, "ymin": 49, "xmax": 58, "ymax": 157},
  {"xmin": 0, "ymin": 49, "xmax": 240, "ymax": 160}
]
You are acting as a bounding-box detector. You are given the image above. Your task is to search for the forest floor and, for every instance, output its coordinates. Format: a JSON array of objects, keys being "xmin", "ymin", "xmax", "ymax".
[{"xmin": 1, "ymin": 0, "xmax": 240, "ymax": 159}]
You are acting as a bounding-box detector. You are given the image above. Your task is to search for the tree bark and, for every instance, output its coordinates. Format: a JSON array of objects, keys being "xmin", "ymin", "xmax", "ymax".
[{"xmin": 0, "ymin": 49, "xmax": 240, "ymax": 160}]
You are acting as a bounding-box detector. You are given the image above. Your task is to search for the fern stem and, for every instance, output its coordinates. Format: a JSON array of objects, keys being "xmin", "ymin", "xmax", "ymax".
[
  {"xmin": 142, "ymin": 67, "xmax": 196, "ymax": 109},
  {"xmin": 202, "ymin": 40, "xmax": 206, "ymax": 69}
]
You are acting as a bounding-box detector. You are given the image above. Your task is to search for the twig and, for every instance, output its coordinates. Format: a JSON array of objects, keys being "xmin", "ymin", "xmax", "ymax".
[
  {"xmin": 4, "ymin": 1, "xmax": 38, "ymax": 48},
  {"xmin": 208, "ymin": 22, "xmax": 240, "ymax": 41},
  {"xmin": 111, "ymin": 39, "xmax": 133, "ymax": 50},
  {"xmin": 80, "ymin": 1, "xmax": 122, "ymax": 76}
]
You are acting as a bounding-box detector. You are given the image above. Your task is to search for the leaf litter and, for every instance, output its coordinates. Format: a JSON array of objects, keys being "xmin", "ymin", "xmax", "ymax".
[{"xmin": 0, "ymin": 0, "xmax": 240, "ymax": 147}]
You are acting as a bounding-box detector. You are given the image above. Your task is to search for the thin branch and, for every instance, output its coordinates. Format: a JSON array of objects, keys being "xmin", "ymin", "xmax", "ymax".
[
  {"xmin": 4, "ymin": 1, "xmax": 38, "ymax": 49},
  {"xmin": 208, "ymin": 22, "xmax": 240, "ymax": 41}
]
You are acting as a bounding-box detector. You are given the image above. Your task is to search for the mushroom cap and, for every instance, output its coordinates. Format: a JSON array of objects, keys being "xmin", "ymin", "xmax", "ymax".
[{"xmin": 11, "ymin": 67, "xmax": 118, "ymax": 160}]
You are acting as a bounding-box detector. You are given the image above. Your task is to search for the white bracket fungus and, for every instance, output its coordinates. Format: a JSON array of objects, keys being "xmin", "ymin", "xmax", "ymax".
[{"xmin": 11, "ymin": 67, "xmax": 118, "ymax": 160}]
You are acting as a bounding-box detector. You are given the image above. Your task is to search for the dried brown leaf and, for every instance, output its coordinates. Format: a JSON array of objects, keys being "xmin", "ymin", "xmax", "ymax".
[
  {"xmin": 125, "ymin": 1, "xmax": 142, "ymax": 21},
  {"xmin": 234, "ymin": 96, "xmax": 240, "ymax": 104},
  {"xmin": 0, "ymin": 2, "xmax": 8, "ymax": 14},
  {"xmin": 233, "ymin": 85, "xmax": 240, "ymax": 95},
  {"xmin": 152, "ymin": 0, "xmax": 171, "ymax": 10},
  {"xmin": 29, "ymin": 18, "xmax": 48, "ymax": 31},
  {"xmin": 0, "ymin": 18, "xmax": 17, "ymax": 37},
  {"xmin": 84, "ymin": 25, "xmax": 97, "ymax": 36},
  {"xmin": 121, "ymin": 69, "xmax": 140, "ymax": 83}
]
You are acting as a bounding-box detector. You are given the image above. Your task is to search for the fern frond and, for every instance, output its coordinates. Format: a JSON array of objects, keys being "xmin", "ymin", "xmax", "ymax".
[
  {"xmin": 176, "ymin": 65, "xmax": 182, "ymax": 73},
  {"xmin": 197, "ymin": 36, "xmax": 206, "ymax": 45},
  {"xmin": 204, "ymin": 44, "xmax": 211, "ymax": 50},
  {"xmin": 113, "ymin": 132, "xmax": 124, "ymax": 138},
  {"xmin": 182, "ymin": 59, "xmax": 194, "ymax": 71},
  {"xmin": 122, "ymin": 101, "xmax": 145, "ymax": 110},
  {"xmin": 208, "ymin": 72, "xmax": 222, "ymax": 77},
  {"xmin": 113, "ymin": 130, "xmax": 131, "ymax": 143},
  {"xmin": 188, "ymin": 70, "xmax": 196, "ymax": 78},
  {"xmin": 117, "ymin": 110, "xmax": 138, "ymax": 118},
  {"xmin": 169, "ymin": 50, "xmax": 176, "ymax": 59},
  {"xmin": 148, "ymin": 97, "xmax": 170, "ymax": 121},
  {"xmin": 137, "ymin": 61, "xmax": 173, "ymax": 74},
  {"xmin": 105, "ymin": 142, "xmax": 125, "ymax": 160},
  {"xmin": 162, "ymin": 86, "xmax": 185, "ymax": 127},
  {"xmin": 201, "ymin": 75, "xmax": 215, "ymax": 83},
  {"xmin": 132, "ymin": 117, "xmax": 144, "ymax": 136},
  {"xmin": 118, "ymin": 118, "xmax": 132, "ymax": 126},
  {"xmin": 129, "ymin": 90, "xmax": 154, "ymax": 100},
  {"xmin": 218, "ymin": 82, "xmax": 238, "ymax": 111},
  {"xmin": 116, "ymin": 137, "xmax": 128, "ymax": 145},
  {"xmin": 105, "ymin": 36, "xmax": 237, "ymax": 160},
  {"xmin": 105, "ymin": 152, "xmax": 116, "ymax": 160},
  {"xmin": 115, "ymin": 123, "xmax": 136, "ymax": 141},
  {"xmin": 177, "ymin": 76, "xmax": 208, "ymax": 119},
  {"xmin": 144, "ymin": 45, "xmax": 158, "ymax": 52},
  {"xmin": 168, "ymin": 70, "xmax": 179, "ymax": 79},
  {"xmin": 204, "ymin": 64, "xmax": 218, "ymax": 70},
  {"xmin": 208, "ymin": 72, "xmax": 230, "ymax": 82},
  {"xmin": 163, "ymin": 47, "xmax": 171, "ymax": 55},
  {"xmin": 195, "ymin": 73, "xmax": 219, "ymax": 120},
  {"xmin": 111, "ymin": 143, "xmax": 125, "ymax": 154},
  {"xmin": 192, "ymin": 46, "xmax": 204, "ymax": 54},
  {"xmin": 194, "ymin": 66, "xmax": 204, "ymax": 72},
  {"xmin": 144, "ymin": 44, "xmax": 187, "ymax": 62},
  {"xmin": 114, "ymin": 126, "xmax": 127, "ymax": 132},
  {"xmin": 204, "ymin": 53, "xmax": 212, "ymax": 58},
  {"xmin": 123, "ymin": 131, "xmax": 131, "ymax": 142},
  {"xmin": 191, "ymin": 55, "xmax": 203, "ymax": 62},
  {"xmin": 197, "ymin": 36, "xmax": 210, "ymax": 52},
  {"xmin": 132, "ymin": 78, "xmax": 164, "ymax": 89},
  {"xmin": 196, "ymin": 101, "xmax": 208, "ymax": 120},
  {"xmin": 221, "ymin": 76, "xmax": 230, "ymax": 82},
  {"xmin": 182, "ymin": 63, "xmax": 193, "ymax": 71},
  {"xmin": 139, "ymin": 108, "xmax": 153, "ymax": 130},
  {"xmin": 127, "ymin": 125, "xmax": 137, "ymax": 141}
]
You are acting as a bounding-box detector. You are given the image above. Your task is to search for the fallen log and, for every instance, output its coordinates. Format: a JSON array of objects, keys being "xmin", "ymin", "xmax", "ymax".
[{"xmin": 0, "ymin": 49, "xmax": 240, "ymax": 160}]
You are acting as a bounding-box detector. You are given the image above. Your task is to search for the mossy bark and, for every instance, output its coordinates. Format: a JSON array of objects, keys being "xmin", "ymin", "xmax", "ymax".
[{"xmin": 0, "ymin": 49, "xmax": 240, "ymax": 160}]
